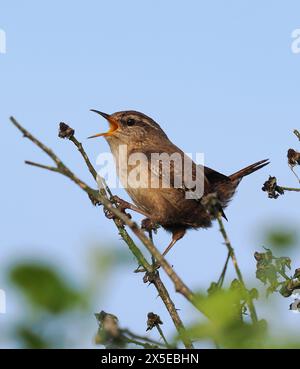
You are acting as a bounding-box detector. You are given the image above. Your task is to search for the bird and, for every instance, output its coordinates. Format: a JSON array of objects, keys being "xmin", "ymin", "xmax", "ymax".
[{"xmin": 88, "ymin": 109, "xmax": 269, "ymax": 257}]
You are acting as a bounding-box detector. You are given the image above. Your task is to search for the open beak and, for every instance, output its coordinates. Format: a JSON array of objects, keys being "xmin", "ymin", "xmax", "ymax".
[{"xmin": 88, "ymin": 109, "xmax": 119, "ymax": 138}]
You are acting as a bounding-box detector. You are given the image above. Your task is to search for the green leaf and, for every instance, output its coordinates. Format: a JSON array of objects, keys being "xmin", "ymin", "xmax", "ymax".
[
  {"xmin": 255, "ymin": 249, "xmax": 297, "ymax": 297},
  {"xmin": 207, "ymin": 282, "xmax": 219, "ymax": 296},
  {"xmin": 9, "ymin": 263, "xmax": 82, "ymax": 314},
  {"xmin": 265, "ymin": 228, "xmax": 298, "ymax": 250},
  {"xmin": 185, "ymin": 290, "xmax": 267, "ymax": 348},
  {"xmin": 249, "ymin": 288, "xmax": 259, "ymax": 300},
  {"xmin": 194, "ymin": 289, "xmax": 243, "ymax": 327},
  {"xmin": 16, "ymin": 326, "xmax": 50, "ymax": 349}
]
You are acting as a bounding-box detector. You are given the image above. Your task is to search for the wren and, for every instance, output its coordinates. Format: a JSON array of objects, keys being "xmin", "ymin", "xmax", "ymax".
[{"xmin": 89, "ymin": 110, "xmax": 269, "ymax": 257}]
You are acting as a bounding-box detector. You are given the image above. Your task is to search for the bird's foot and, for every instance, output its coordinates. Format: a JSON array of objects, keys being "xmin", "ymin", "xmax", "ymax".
[
  {"xmin": 111, "ymin": 195, "xmax": 152, "ymax": 219},
  {"xmin": 141, "ymin": 218, "xmax": 160, "ymax": 233},
  {"xmin": 111, "ymin": 195, "xmax": 132, "ymax": 213},
  {"xmin": 103, "ymin": 195, "xmax": 132, "ymax": 225}
]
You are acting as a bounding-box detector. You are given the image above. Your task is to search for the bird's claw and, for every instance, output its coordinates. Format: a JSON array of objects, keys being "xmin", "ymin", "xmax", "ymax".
[
  {"xmin": 88, "ymin": 193, "xmax": 102, "ymax": 206},
  {"xmin": 103, "ymin": 208, "xmax": 115, "ymax": 220},
  {"xmin": 141, "ymin": 218, "xmax": 159, "ymax": 233},
  {"xmin": 104, "ymin": 195, "xmax": 132, "ymax": 224},
  {"xmin": 111, "ymin": 195, "xmax": 131, "ymax": 214}
]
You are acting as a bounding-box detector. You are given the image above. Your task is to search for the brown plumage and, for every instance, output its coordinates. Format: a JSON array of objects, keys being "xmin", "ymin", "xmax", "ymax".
[{"xmin": 89, "ymin": 110, "xmax": 269, "ymax": 256}]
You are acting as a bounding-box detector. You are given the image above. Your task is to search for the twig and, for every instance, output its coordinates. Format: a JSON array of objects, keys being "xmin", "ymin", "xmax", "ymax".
[
  {"xmin": 147, "ymin": 272, "xmax": 192, "ymax": 348},
  {"xmin": 69, "ymin": 135, "xmax": 98, "ymax": 180},
  {"xmin": 121, "ymin": 329, "xmax": 167, "ymax": 348},
  {"xmin": 217, "ymin": 251, "xmax": 231, "ymax": 288},
  {"xmin": 277, "ymin": 269, "xmax": 290, "ymax": 281},
  {"xmin": 155, "ymin": 325, "xmax": 170, "ymax": 347},
  {"xmin": 288, "ymin": 165, "xmax": 300, "ymax": 184},
  {"xmin": 281, "ymin": 186, "xmax": 300, "ymax": 192},
  {"xmin": 124, "ymin": 337, "xmax": 159, "ymax": 349},
  {"xmin": 217, "ymin": 214, "xmax": 258, "ymax": 323},
  {"xmin": 25, "ymin": 161, "xmax": 60, "ymax": 173},
  {"xmin": 10, "ymin": 116, "xmax": 196, "ymax": 349}
]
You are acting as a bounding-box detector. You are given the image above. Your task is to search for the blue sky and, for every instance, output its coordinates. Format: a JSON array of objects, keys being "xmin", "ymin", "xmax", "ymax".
[{"xmin": 1, "ymin": 0, "xmax": 300, "ymax": 347}]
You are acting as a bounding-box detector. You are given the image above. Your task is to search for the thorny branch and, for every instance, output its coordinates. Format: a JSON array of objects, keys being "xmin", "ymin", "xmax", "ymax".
[{"xmin": 10, "ymin": 116, "xmax": 195, "ymax": 349}]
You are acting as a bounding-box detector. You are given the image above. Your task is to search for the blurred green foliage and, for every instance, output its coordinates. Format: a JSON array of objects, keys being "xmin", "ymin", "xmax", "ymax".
[
  {"xmin": 264, "ymin": 227, "xmax": 298, "ymax": 250},
  {"xmin": 4, "ymin": 245, "xmax": 131, "ymax": 348},
  {"xmin": 2, "ymin": 237, "xmax": 300, "ymax": 349},
  {"xmin": 183, "ymin": 235, "xmax": 300, "ymax": 349},
  {"xmin": 16, "ymin": 326, "xmax": 50, "ymax": 349},
  {"xmin": 182, "ymin": 289, "xmax": 267, "ymax": 348},
  {"xmin": 10, "ymin": 264, "xmax": 83, "ymax": 314},
  {"xmin": 179, "ymin": 283, "xmax": 300, "ymax": 348},
  {"xmin": 207, "ymin": 280, "xmax": 259, "ymax": 322}
]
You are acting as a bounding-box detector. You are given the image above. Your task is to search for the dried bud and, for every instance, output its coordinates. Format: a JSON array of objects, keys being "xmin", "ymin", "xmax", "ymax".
[
  {"xmin": 95, "ymin": 311, "xmax": 120, "ymax": 337},
  {"xmin": 58, "ymin": 122, "xmax": 75, "ymax": 139},
  {"xmin": 293, "ymin": 129, "xmax": 300, "ymax": 141},
  {"xmin": 143, "ymin": 271, "xmax": 157, "ymax": 284},
  {"xmin": 146, "ymin": 312, "xmax": 163, "ymax": 331},
  {"xmin": 262, "ymin": 176, "xmax": 284, "ymax": 199},
  {"xmin": 94, "ymin": 310, "xmax": 125, "ymax": 348},
  {"xmin": 287, "ymin": 149, "xmax": 300, "ymax": 167},
  {"xmin": 293, "ymin": 268, "xmax": 300, "ymax": 279}
]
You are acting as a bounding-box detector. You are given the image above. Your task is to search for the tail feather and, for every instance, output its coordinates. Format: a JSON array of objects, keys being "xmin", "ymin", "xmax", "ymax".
[{"xmin": 229, "ymin": 159, "xmax": 270, "ymax": 181}]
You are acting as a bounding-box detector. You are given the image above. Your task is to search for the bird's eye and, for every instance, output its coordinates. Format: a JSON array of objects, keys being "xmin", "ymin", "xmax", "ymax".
[{"xmin": 127, "ymin": 118, "xmax": 135, "ymax": 126}]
